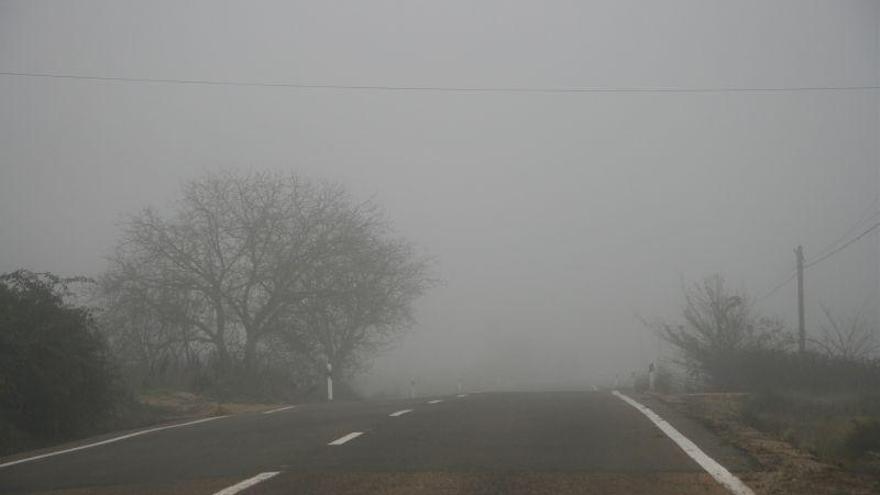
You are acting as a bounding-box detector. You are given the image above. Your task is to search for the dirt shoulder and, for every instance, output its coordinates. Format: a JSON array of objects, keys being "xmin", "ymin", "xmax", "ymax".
[
  {"xmin": 654, "ymin": 393, "xmax": 880, "ymax": 495},
  {"xmin": 137, "ymin": 390, "xmax": 283, "ymax": 419}
]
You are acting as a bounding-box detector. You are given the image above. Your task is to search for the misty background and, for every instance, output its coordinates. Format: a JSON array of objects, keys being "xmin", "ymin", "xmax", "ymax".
[{"xmin": 1, "ymin": 0, "xmax": 878, "ymax": 396}]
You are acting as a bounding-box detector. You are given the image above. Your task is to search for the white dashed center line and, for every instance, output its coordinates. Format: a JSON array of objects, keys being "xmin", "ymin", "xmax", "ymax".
[
  {"xmin": 328, "ymin": 432, "xmax": 364, "ymax": 446},
  {"xmin": 389, "ymin": 409, "xmax": 413, "ymax": 417},
  {"xmin": 262, "ymin": 405, "xmax": 296, "ymax": 414},
  {"xmin": 456, "ymin": 394, "xmax": 468, "ymax": 398},
  {"xmin": 212, "ymin": 471, "xmax": 280, "ymax": 495},
  {"xmin": 427, "ymin": 399, "xmax": 443, "ymax": 404}
]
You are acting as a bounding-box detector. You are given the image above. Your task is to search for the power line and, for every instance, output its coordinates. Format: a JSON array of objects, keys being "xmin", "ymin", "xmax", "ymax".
[
  {"xmin": 809, "ymin": 196, "xmax": 880, "ymax": 261},
  {"xmin": 805, "ymin": 220, "xmax": 880, "ymax": 269},
  {"xmin": 757, "ymin": 271, "xmax": 797, "ymax": 302},
  {"xmin": 1, "ymin": 70, "xmax": 879, "ymax": 94},
  {"xmin": 760, "ymin": 200, "xmax": 880, "ymax": 302},
  {"xmin": 813, "ymin": 209, "xmax": 880, "ymax": 260}
]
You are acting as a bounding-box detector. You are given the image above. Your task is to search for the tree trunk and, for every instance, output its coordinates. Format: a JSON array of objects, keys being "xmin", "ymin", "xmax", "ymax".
[
  {"xmin": 243, "ymin": 333, "xmax": 259, "ymax": 374},
  {"xmin": 214, "ymin": 335, "xmax": 230, "ymax": 372},
  {"xmin": 213, "ymin": 299, "xmax": 230, "ymax": 373}
]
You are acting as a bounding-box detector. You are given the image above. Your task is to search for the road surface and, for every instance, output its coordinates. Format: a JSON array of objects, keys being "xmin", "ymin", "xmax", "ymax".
[{"xmin": 0, "ymin": 391, "xmax": 756, "ymax": 494}]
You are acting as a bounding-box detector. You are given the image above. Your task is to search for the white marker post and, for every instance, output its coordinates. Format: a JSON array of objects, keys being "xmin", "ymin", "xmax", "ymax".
[{"xmin": 326, "ymin": 362, "xmax": 333, "ymax": 401}]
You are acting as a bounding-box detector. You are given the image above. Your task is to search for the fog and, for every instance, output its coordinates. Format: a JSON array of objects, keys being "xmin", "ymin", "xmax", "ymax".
[{"xmin": 1, "ymin": 0, "xmax": 878, "ymax": 396}]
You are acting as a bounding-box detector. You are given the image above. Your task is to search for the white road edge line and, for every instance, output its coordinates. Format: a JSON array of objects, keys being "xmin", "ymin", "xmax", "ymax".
[
  {"xmin": 389, "ymin": 409, "xmax": 413, "ymax": 417},
  {"xmin": 213, "ymin": 471, "xmax": 280, "ymax": 495},
  {"xmin": 0, "ymin": 415, "xmax": 227, "ymax": 469},
  {"xmin": 328, "ymin": 431, "xmax": 364, "ymax": 445},
  {"xmin": 612, "ymin": 391, "xmax": 755, "ymax": 495},
  {"xmin": 262, "ymin": 405, "xmax": 296, "ymax": 414},
  {"xmin": 427, "ymin": 399, "xmax": 443, "ymax": 404}
]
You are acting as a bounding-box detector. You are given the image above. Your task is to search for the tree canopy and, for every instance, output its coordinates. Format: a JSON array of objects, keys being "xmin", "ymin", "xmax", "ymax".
[{"xmin": 100, "ymin": 171, "xmax": 433, "ymax": 397}]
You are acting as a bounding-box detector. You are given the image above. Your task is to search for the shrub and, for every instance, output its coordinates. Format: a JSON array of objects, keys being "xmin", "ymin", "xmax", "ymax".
[
  {"xmin": 743, "ymin": 389, "xmax": 880, "ymax": 463},
  {"xmin": 0, "ymin": 270, "xmax": 119, "ymax": 444},
  {"xmin": 843, "ymin": 418, "xmax": 880, "ymax": 459},
  {"xmin": 655, "ymin": 275, "xmax": 792, "ymax": 391}
]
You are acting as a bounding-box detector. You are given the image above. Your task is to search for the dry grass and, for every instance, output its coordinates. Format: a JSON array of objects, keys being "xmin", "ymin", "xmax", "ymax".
[
  {"xmin": 658, "ymin": 393, "xmax": 880, "ymax": 495},
  {"xmin": 137, "ymin": 390, "xmax": 283, "ymax": 419},
  {"xmin": 741, "ymin": 392, "xmax": 880, "ymax": 465}
]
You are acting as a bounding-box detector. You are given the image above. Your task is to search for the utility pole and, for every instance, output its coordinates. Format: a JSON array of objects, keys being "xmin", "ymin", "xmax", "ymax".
[{"xmin": 795, "ymin": 245, "xmax": 806, "ymax": 353}]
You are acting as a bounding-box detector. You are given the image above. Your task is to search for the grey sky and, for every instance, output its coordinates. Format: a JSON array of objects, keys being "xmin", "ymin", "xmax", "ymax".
[{"xmin": 1, "ymin": 0, "xmax": 878, "ymax": 394}]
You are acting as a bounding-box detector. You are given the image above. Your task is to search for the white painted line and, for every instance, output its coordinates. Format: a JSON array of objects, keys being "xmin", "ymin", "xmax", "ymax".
[
  {"xmin": 328, "ymin": 431, "xmax": 364, "ymax": 446},
  {"xmin": 213, "ymin": 471, "xmax": 280, "ymax": 495},
  {"xmin": 613, "ymin": 391, "xmax": 755, "ymax": 495},
  {"xmin": 262, "ymin": 405, "xmax": 296, "ymax": 414},
  {"xmin": 427, "ymin": 399, "xmax": 443, "ymax": 404},
  {"xmin": 456, "ymin": 394, "xmax": 468, "ymax": 398},
  {"xmin": 389, "ymin": 409, "xmax": 413, "ymax": 417},
  {"xmin": 592, "ymin": 385, "xmax": 599, "ymax": 392},
  {"xmin": 0, "ymin": 416, "xmax": 227, "ymax": 469}
]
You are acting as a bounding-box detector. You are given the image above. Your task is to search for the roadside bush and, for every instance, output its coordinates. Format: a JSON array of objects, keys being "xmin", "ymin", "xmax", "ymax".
[
  {"xmin": 655, "ymin": 274, "xmax": 880, "ymax": 467},
  {"xmin": 844, "ymin": 418, "xmax": 880, "ymax": 459},
  {"xmin": 0, "ymin": 270, "xmax": 119, "ymax": 451},
  {"xmin": 653, "ymin": 364, "xmax": 676, "ymax": 393},
  {"xmin": 744, "ymin": 389, "xmax": 880, "ymax": 463},
  {"xmin": 734, "ymin": 349, "xmax": 880, "ymax": 394},
  {"xmin": 632, "ymin": 372, "xmax": 649, "ymax": 392},
  {"xmin": 655, "ymin": 275, "xmax": 792, "ymax": 391},
  {"xmin": 631, "ymin": 363, "xmax": 676, "ymax": 393}
]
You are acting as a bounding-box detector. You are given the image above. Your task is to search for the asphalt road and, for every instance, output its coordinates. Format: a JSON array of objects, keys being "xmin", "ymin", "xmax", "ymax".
[{"xmin": 0, "ymin": 391, "xmax": 756, "ymax": 494}]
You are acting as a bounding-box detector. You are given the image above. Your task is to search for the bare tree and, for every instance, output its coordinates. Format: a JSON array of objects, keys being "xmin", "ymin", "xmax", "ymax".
[
  {"xmin": 97, "ymin": 266, "xmax": 205, "ymax": 386},
  {"xmin": 292, "ymin": 234, "xmax": 433, "ymax": 380},
  {"xmin": 655, "ymin": 274, "xmax": 791, "ymax": 389},
  {"xmin": 102, "ymin": 170, "xmax": 432, "ymax": 391},
  {"xmin": 811, "ymin": 304, "xmax": 879, "ymax": 362}
]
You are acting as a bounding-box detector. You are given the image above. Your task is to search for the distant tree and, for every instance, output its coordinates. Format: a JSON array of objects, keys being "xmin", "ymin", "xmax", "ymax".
[
  {"xmin": 0, "ymin": 270, "xmax": 117, "ymax": 439},
  {"xmin": 655, "ymin": 274, "xmax": 791, "ymax": 390},
  {"xmin": 97, "ymin": 269, "xmax": 203, "ymax": 387},
  {"xmin": 812, "ymin": 304, "xmax": 879, "ymax": 362},
  {"xmin": 102, "ymin": 170, "xmax": 433, "ymax": 393},
  {"xmin": 292, "ymin": 233, "xmax": 433, "ymax": 380}
]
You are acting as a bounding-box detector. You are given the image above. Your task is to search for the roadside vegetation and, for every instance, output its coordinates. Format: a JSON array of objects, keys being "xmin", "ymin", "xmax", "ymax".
[
  {"xmin": 0, "ymin": 270, "xmax": 120, "ymax": 455},
  {"xmin": 0, "ymin": 170, "xmax": 434, "ymax": 455},
  {"xmin": 645, "ymin": 274, "xmax": 880, "ymax": 478},
  {"xmin": 98, "ymin": 170, "xmax": 433, "ymax": 402}
]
